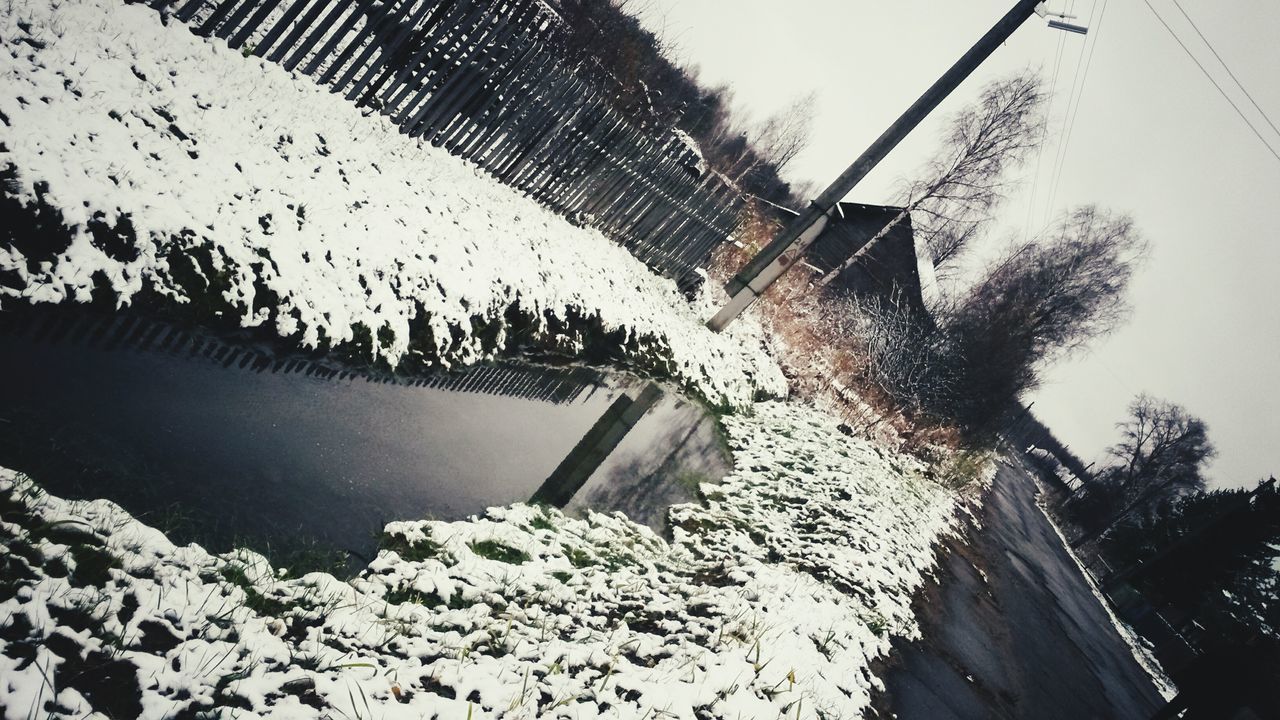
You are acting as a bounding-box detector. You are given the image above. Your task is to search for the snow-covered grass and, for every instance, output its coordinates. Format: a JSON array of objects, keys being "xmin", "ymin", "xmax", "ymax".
[
  {"xmin": 0, "ymin": 3, "xmax": 998, "ymax": 717},
  {"xmin": 0, "ymin": 401, "xmax": 964, "ymax": 719},
  {"xmin": 0, "ymin": 0, "xmax": 784, "ymax": 407}
]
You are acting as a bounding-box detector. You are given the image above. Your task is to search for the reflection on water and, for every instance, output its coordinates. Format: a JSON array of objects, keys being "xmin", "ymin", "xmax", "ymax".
[
  {"xmin": 532, "ymin": 385, "xmax": 665, "ymax": 507},
  {"xmin": 0, "ymin": 308, "xmax": 729, "ymax": 565}
]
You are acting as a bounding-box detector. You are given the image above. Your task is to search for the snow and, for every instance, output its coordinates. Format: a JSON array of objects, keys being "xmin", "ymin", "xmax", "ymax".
[
  {"xmin": 0, "ymin": 401, "xmax": 963, "ymax": 719},
  {"xmin": 1025, "ymin": 447, "xmax": 1083, "ymax": 490},
  {"xmin": 0, "ymin": 0, "xmax": 784, "ymax": 407},
  {"xmin": 1026, "ymin": 464, "xmax": 1180, "ymax": 701},
  {"xmin": 914, "ymin": 232, "xmax": 941, "ymax": 310},
  {"xmin": 0, "ymin": 2, "xmax": 1009, "ymax": 717}
]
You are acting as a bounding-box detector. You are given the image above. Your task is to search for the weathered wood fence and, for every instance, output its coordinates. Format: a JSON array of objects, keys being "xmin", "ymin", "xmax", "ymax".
[{"xmin": 138, "ymin": 0, "xmax": 743, "ymax": 289}]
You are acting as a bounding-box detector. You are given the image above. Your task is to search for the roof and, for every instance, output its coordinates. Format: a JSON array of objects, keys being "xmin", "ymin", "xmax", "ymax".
[{"xmin": 804, "ymin": 202, "xmax": 931, "ymax": 315}]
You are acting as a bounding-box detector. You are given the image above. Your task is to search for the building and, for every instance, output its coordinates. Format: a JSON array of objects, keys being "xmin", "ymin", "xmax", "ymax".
[
  {"xmin": 758, "ymin": 199, "xmax": 937, "ymax": 315},
  {"xmin": 805, "ymin": 201, "xmax": 936, "ymax": 315}
]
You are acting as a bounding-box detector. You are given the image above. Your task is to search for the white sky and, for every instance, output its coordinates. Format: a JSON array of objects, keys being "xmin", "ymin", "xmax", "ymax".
[{"xmin": 635, "ymin": 0, "xmax": 1280, "ymax": 490}]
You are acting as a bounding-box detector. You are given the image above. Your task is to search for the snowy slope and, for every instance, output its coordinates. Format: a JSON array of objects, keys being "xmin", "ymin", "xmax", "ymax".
[
  {"xmin": 0, "ymin": 402, "xmax": 964, "ymax": 720},
  {"xmin": 0, "ymin": 0, "xmax": 784, "ymax": 406},
  {"xmin": 0, "ymin": 3, "xmax": 1001, "ymax": 718}
]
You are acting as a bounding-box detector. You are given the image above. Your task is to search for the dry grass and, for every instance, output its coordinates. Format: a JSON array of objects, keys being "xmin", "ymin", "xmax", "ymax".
[{"xmin": 709, "ymin": 198, "xmax": 967, "ymax": 455}]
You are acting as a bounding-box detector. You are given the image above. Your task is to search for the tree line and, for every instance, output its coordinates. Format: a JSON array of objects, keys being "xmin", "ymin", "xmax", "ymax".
[
  {"xmin": 1045, "ymin": 392, "xmax": 1279, "ymax": 696},
  {"xmin": 551, "ymin": 0, "xmax": 814, "ymax": 206}
]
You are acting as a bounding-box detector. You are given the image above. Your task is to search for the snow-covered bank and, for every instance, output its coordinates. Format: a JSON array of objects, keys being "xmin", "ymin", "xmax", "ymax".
[
  {"xmin": 1024, "ymin": 461, "xmax": 1179, "ymax": 701},
  {"xmin": 0, "ymin": 402, "xmax": 964, "ymax": 720},
  {"xmin": 0, "ymin": 3, "xmax": 994, "ymax": 717},
  {"xmin": 0, "ymin": 0, "xmax": 784, "ymax": 406}
]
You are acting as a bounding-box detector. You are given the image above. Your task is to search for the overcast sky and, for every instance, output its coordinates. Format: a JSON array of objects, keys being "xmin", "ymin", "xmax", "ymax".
[{"xmin": 636, "ymin": 0, "xmax": 1280, "ymax": 490}]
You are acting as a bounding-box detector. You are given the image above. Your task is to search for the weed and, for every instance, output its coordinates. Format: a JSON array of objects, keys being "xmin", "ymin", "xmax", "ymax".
[
  {"xmin": 383, "ymin": 584, "xmax": 471, "ymax": 610},
  {"xmin": 379, "ymin": 531, "xmax": 440, "ymax": 562},
  {"xmin": 220, "ymin": 564, "xmax": 292, "ymax": 616},
  {"xmin": 263, "ymin": 539, "xmax": 349, "ymax": 578},
  {"xmin": 862, "ymin": 612, "xmax": 888, "ymax": 638},
  {"xmin": 566, "ymin": 547, "xmax": 594, "ymax": 569},
  {"xmin": 506, "ymin": 665, "xmax": 532, "ymax": 712},
  {"xmin": 599, "ymin": 548, "xmax": 638, "ymax": 572},
  {"xmin": 529, "ymin": 511, "xmax": 556, "ymax": 533},
  {"xmin": 468, "ymin": 540, "xmax": 529, "ymax": 565},
  {"xmin": 812, "ymin": 626, "xmax": 844, "ymax": 660},
  {"xmin": 936, "ymin": 450, "xmax": 994, "ymax": 490},
  {"xmin": 65, "ymin": 543, "xmax": 121, "ymax": 587}
]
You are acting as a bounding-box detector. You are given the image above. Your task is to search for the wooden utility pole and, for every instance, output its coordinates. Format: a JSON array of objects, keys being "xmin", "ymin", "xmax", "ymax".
[{"xmin": 708, "ymin": 0, "xmax": 1047, "ymax": 331}]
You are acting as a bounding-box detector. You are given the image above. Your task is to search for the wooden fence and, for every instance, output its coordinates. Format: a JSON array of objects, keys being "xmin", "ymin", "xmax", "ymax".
[{"xmin": 139, "ymin": 0, "xmax": 744, "ymax": 289}]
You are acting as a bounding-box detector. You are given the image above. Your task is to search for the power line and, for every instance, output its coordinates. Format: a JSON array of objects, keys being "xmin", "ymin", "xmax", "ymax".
[
  {"xmin": 1169, "ymin": 0, "xmax": 1280, "ymax": 140},
  {"xmin": 1140, "ymin": 0, "xmax": 1280, "ymax": 165},
  {"xmin": 1046, "ymin": 0, "xmax": 1109, "ymax": 220},
  {"xmin": 1023, "ymin": 1, "xmax": 1074, "ymax": 241},
  {"xmin": 1042, "ymin": 0, "xmax": 1095, "ymax": 225}
]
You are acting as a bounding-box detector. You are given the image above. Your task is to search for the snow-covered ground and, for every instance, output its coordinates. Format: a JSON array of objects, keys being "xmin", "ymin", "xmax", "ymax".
[
  {"xmin": 0, "ymin": 0, "xmax": 783, "ymax": 407},
  {"xmin": 0, "ymin": 402, "xmax": 963, "ymax": 720},
  {"xmin": 0, "ymin": 2, "xmax": 1116, "ymax": 718}
]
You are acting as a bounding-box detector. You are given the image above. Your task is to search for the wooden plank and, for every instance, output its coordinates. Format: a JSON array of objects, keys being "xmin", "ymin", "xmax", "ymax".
[
  {"xmin": 375, "ymin": 0, "xmax": 467, "ymax": 111},
  {"xmin": 343, "ymin": 0, "xmax": 443, "ymax": 102},
  {"xmin": 214, "ymin": 0, "xmax": 264, "ymax": 40},
  {"xmin": 192, "ymin": 0, "xmax": 242, "ymax": 34},
  {"xmin": 300, "ymin": 0, "xmax": 374, "ymax": 76},
  {"xmin": 401, "ymin": 6, "xmax": 514, "ymax": 133},
  {"xmin": 227, "ymin": 0, "xmax": 286, "ymax": 49},
  {"xmin": 387, "ymin": 1, "xmax": 492, "ymax": 121},
  {"xmin": 405, "ymin": 5, "xmax": 525, "ymax": 136},
  {"xmin": 280, "ymin": 0, "xmax": 348, "ymax": 70},
  {"xmin": 253, "ymin": 0, "xmax": 317, "ymax": 59},
  {"xmin": 433, "ymin": 34, "xmax": 540, "ymax": 149},
  {"xmin": 317, "ymin": 0, "xmax": 412, "ymax": 86},
  {"xmin": 409, "ymin": 1, "xmax": 537, "ymax": 139},
  {"xmin": 330, "ymin": 0, "xmax": 421, "ymax": 94}
]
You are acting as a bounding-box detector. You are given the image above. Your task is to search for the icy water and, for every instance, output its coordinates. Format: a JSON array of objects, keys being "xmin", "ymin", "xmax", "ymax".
[{"xmin": 0, "ymin": 308, "xmax": 729, "ymax": 566}]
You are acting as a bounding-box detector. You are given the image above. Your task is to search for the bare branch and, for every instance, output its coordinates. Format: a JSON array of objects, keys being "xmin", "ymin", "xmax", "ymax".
[{"xmin": 818, "ymin": 71, "xmax": 1046, "ymax": 287}]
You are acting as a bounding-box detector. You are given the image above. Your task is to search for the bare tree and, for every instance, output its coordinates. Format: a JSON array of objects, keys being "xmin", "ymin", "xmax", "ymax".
[
  {"xmin": 752, "ymin": 92, "xmax": 818, "ymax": 174},
  {"xmin": 1070, "ymin": 394, "xmax": 1215, "ymax": 547},
  {"xmin": 823, "ymin": 204, "xmax": 1144, "ymax": 433},
  {"xmin": 714, "ymin": 92, "xmax": 818, "ymax": 187},
  {"xmin": 818, "ymin": 71, "xmax": 1045, "ymax": 287},
  {"xmin": 960, "ymin": 207, "xmax": 1145, "ymax": 353},
  {"xmin": 1107, "ymin": 394, "xmax": 1215, "ymax": 498},
  {"xmin": 938, "ymin": 205, "xmax": 1147, "ymax": 427},
  {"xmin": 846, "ymin": 291, "xmax": 960, "ymax": 418}
]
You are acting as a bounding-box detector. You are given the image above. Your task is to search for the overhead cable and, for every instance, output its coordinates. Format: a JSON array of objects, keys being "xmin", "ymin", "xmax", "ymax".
[
  {"xmin": 1170, "ymin": 0, "xmax": 1280, "ymax": 141},
  {"xmin": 1141, "ymin": 0, "xmax": 1280, "ymax": 164},
  {"xmin": 1046, "ymin": 0, "xmax": 1108, "ymax": 220},
  {"xmin": 1024, "ymin": 0, "xmax": 1075, "ymax": 240}
]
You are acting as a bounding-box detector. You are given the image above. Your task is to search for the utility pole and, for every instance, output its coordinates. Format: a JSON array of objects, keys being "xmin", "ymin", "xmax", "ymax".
[{"xmin": 708, "ymin": 0, "xmax": 1049, "ymax": 332}]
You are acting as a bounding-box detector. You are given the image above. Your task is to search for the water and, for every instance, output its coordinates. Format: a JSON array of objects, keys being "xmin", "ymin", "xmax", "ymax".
[{"xmin": 0, "ymin": 308, "xmax": 729, "ymax": 566}]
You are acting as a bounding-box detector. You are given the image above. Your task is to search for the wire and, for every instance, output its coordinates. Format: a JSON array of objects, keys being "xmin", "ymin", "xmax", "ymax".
[
  {"xmin": 1140, "ymin": 0, "xmax": 1280, "ymax": 164},
  {"xmin": 1169, "ymin": 0, "xmax": 1280, "ymax": 140},
  {"xmin": 1046, "ymin": 0, "xmax": 1108, "ymax": 221},
  {"xmin": 1043, "ymin": 0, "xmax": 1094, "ymax": 224},
  {"xmin": 1023, "ymin": 1, "xmax": 1074, "ymax": 241}
]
